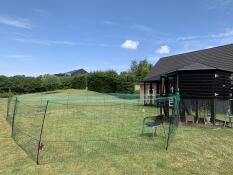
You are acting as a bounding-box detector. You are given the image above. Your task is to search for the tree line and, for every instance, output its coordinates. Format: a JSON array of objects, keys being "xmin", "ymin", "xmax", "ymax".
[{"xmin": 0, "ymin": 59, "xmax": 152, "ymax": 97}]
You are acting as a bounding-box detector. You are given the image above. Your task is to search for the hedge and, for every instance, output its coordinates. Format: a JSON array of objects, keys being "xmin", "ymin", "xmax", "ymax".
[{"xmin": 0, "ymin": 71, "xmax": 135, "ymax": 97}]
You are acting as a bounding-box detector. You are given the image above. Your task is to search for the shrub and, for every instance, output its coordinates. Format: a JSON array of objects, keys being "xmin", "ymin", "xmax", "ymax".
[
  {"xmin": 87, "ymin": 71, "xmax": 118, "ymax": 93},
  {"xmin": 60, "ymin": 76, "xmax": 73, "ymax": 89},
  {"xmin": 0, "ymin": 70, "xmax": 135, "ymax": 95},
  {"xmin": 72, "ymin": 75, "xmax": 87, "ymax": 89},
  {"xmin": 41, "ymin": 75, "xmax": 62, "ymax": 91},
  {"xmin": 116, "ymin": 74, "xmax": 135, "ymax": 93},
  {"xmin": 0, "ymin": 92, "xmax": 14, "ymax": 98}
]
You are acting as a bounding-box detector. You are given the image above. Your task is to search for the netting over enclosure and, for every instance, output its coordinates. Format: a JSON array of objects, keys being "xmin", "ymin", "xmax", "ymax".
[
  {"xmin": 180, "ymin": 98, "xmax": 232, "ymax": 125},
  {"xmin": 6, "ymin": 90, "xmax": 180, "ymax": 164},
  {"xmin": 6, "ymin": 97, "xmax": 17, "ymax": 125}
]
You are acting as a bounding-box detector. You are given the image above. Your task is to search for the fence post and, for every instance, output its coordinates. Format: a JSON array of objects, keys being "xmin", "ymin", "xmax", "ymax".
[
  {"xmin": 11, "ymin": 98, "xmax": 18, "ymax": 138},
  {"xmin": 165, "ymin": 116, "xmax": 172, "ymax": 150},
  {"xmin": 36, "ymin": 100, "xmax": 49, "ymax": 165},
  {"xmin": 67, "ymin": 94, "xmax": 70, "ymax": 110},
  {"xmin": 6, "ymin": 97, "xmax": 11, "ymax": 120}
]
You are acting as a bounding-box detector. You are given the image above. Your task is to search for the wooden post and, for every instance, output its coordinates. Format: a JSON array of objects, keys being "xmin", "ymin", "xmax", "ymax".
[
  {"xmin": 36, "ymin": 100, "xmax": 49, "ymax": 165},
  {"xmin": 230, "ymin": 99, "xmax": 233, "ymax": 115},
  {"xmin": 210, "ymin": 99, "xmax": 216, "ymax": 125},
  {"xmin": 176, "ymin": 74, "xmax": 179, "ymax": 92},
  {"xmin": 11, "ymin": 98, "xmax": 18, "ymax": 138},
  {"xmin": 165, "ymin": 116, "xmax": 172, "ymax": 150},
  {"xmin": 143, "ymin": 82, "xmax": 146, "ymax": 105},
  {"xmin": 157, "ymin": 83, "xmax": 163, "ymax": 115},
  {"xmin": 195, "ymin": 99, "xmax": 199, "ymax": 123},
  {"xmin": 149, "ymin": 82, "xmax": 153, "ymax": 105},
  {"xmin": 6, "ymin": 97, "xmax": 11, "ymax": 120},
  {"xmin": 156, "ymin": 82, "xmax": 160, "ymax": 94}
]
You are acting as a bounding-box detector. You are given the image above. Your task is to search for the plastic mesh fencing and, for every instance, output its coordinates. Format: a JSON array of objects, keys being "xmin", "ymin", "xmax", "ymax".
[
  {"xmin": 6, "ymin": 91, "xmax": 180, "ymax": 164},
  {"xmin": 6, "ymin": 97, "xmax": 17, "ymax": 125},
  {"xmin": 39, "ymin": 102, "xmax": 163, "ymax": 164},
  {"xmin": 215, "ymin": 99, "xmax": 232, "ymax": 123},
  {"xmin": 13, "ymin": 101, "xmax": 47, "ymax": 162},
  {"xmin": 180, "ymin": 98, "xmax": 232, "ymax": 126},
  {"xmin": 165, "ymin": 93, "xmax": 180, "ymax": 150}
]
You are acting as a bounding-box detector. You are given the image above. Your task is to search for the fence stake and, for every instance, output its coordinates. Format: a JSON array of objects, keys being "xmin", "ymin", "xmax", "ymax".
[
  {"xmin": 11, "ymin": 98, "xmax": 18, "ymax": 138},
  {"xmin": 6, "ymin": 97, "xmax": 11, "ymax": 120},
  {"xmin": 36, "ymin": 100, "xmax": 49, "ymax": 165}
]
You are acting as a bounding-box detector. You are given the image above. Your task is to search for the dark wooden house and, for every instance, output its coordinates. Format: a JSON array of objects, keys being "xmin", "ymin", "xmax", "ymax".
[{"xmin": 142, "ymin": 44, "xmax": 233, "ymax": 124}]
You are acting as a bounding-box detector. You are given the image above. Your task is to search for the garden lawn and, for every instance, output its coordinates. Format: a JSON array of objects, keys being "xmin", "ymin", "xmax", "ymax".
[{"xmin": 0, "ymin": 89, "xmax": 233, "ymax": 175}]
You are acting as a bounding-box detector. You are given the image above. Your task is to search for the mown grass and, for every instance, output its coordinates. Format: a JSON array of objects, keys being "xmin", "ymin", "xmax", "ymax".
[{"xmin": 0, "ymin": 89, "xmax": 233, "ymax": 175}]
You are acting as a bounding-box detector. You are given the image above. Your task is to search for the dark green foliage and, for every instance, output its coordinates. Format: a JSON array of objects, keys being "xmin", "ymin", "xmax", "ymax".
[
  {"xmin": 41, "ymin": 75, "xmax": 62, "ymax": 91},
  {"xmin": 0, "ymin": 75, "xmax": 73, "ymax": 96},
  {"xmin": 116, "ymin": 74, "xmax": 135, "ymax": 93},
  {"xmin": 0, "ymin": 92, "xmax": 14, "ymax": 98},
  {"xmin": 88, "ymin": 71, "xmax": 118, "ymax": 93},
  {"xmin": 128, "ymin": 59, "xmax": 152, "ymax": 82},
  {"xmin": 9, "ymin": 76, "xmax": 42, "ymax": 93},
  {"xmin": 87, "ymin": 70, "xmax": 134, "ymax": 93},
  {"xmin": 0, "ymin": 70, "xmax": 135, "ymax": 96},
  {"xmin": 59, "ymin": 76, "xmax": 73, "ymax": 89},
  {"xmin": 72, "ymin": 75, "xmax": 87, "ymax": 89},
  {"xmin": 0, "ymin": 75, "xmax": 12, "ymax": 93}
]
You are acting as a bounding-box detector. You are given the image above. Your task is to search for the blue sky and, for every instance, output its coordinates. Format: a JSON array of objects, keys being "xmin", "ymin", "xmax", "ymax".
[{"xmin": 1, "ymin": 0, "xmax": 233, "ymax": 76}]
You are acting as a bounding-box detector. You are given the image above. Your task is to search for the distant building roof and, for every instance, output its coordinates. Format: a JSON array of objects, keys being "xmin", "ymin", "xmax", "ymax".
[
  {"xmin": 144, "ymin": 44, "xmax": 233, "ymax": 81},
  {"xmin": 55, "ymin": 69, "xmax": 88, "ymax": 76}
]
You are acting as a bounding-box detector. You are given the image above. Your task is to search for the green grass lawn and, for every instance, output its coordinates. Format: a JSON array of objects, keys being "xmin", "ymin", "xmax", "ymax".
[{"xmin": 1, "ymin": 89, "xmax": 233, "ymax": 175}]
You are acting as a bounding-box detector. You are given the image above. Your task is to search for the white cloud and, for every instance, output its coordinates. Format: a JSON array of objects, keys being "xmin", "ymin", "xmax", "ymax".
[
  {"xmin": 205, "ymin": 0, "xmax": 233, "ymax": 9},
  {"xmin": 156, "ymin": 45, "xmax": 171, "ymax": 54},
  {"xmin": 131, "ymin": 24, "xmax": 153, "ymax": 33},
  {"xmin": 0, "ymin": 16, "xmax": 32, "ymax": 29},
  {"xmin": 11, "ymin": 38, "xmax": 76, "ymax": 46},
  {"xmin": 8, "ymin": 54, "xmax": 31, "ymax": 59},
  {"xmin": 12, "ymin": 32, "xmax": 29, "ymax": 37},
  {"xmin": 148, "ymin": 28, "xmax": 233, "ymax": 59},
  {"xmin": 121, "ymin": 40, "xmax": 139, "ymax": 50},
  {"xmin": 210, "ymin": 28, "xmax": 233, "ymax": 38},
  {"xmin": 103, "ymin": 21, "xmax": 118, "ymax": 25},
  {"xmin": 33, "ymin": 8, "xmax": 50, "ymax": 16}
]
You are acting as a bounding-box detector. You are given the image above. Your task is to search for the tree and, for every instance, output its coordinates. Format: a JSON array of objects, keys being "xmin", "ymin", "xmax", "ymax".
[
  {"xmin": 88, "ymin": 70, "xmax": 118, "ymax": 93},
  {"xmin": 116, "ymin": 73, "xmax": 134, "ymax": 93},
  {"xmin": 129, "ymin": 59, "xmax": 152, "ymax": 82},
  {"xmin": 41, "ymin": 75, "xmax": 62, "ymax": 91},
  {"xmin": 72, "ymin": 75, "xmax": 87, "ymax": 89},
  {"xmin": 0, "ymin": 76, "xmax": 11, "ymax": 93},
  {"xmin": 59, "ymin": 76, "xmax": 73, "ymax": 89}
]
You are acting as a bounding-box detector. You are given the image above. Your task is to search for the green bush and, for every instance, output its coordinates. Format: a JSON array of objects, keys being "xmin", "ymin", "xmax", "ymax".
[
  {"xmin": 85, "ymin": 71, "xmax": 134, "ymax": 93},
  {"xmin": 0, "ymin": 70, "xmax": 135, "ymax": 95},
  {"xmin": 87, "ymin": 71, "xmax": 118, "ymax": 93},
  {"xmin": 41, "ymin": 75, "xmax": 62, "ymax": 91},
  {"xmin": 0, "ymin": 92, "xmax": 14, "ymax": 98},
  {"xmin": 116, "ymin": 80, "xmax": 134, "ymax": 93},
  {"xmin": 60, "ymin": 76, "xmax": 73, "ymax": 89},
  {"xmin": 72, "ymin": 75, "xmax": 87, "ymax": 89}
]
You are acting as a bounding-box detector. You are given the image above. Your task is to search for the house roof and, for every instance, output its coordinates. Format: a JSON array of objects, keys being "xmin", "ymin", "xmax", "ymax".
[
  {"xmin": 66, "ymin": 69, "xmax": 88, "ymax": 75},
  {"xmin": 144, "ymin": 44, "xmax": 233, "ymax": 81},
  {"xmin": 177, "ymin": 63, "xmax": 216, "ymax": 71},
  {"xmin": 55, "ymin": 69, "xmax": 88, "ymax": 76}
]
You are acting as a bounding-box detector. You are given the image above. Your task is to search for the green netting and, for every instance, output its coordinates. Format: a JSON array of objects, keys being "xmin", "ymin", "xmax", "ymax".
[
  {"xmin": 6, "ymin": 97, "xmax": 17, "ymax": 125},
  {"xmin": 6, "ymin": 91, "xmax": 180, "ymax": 164},
  {"xmin": 165, "ymin": 92, "xmax": 180, "ymax": 149},
  {"xmin": 13, "ymin": 101, "xmax": 47, "ymax": 162}
]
